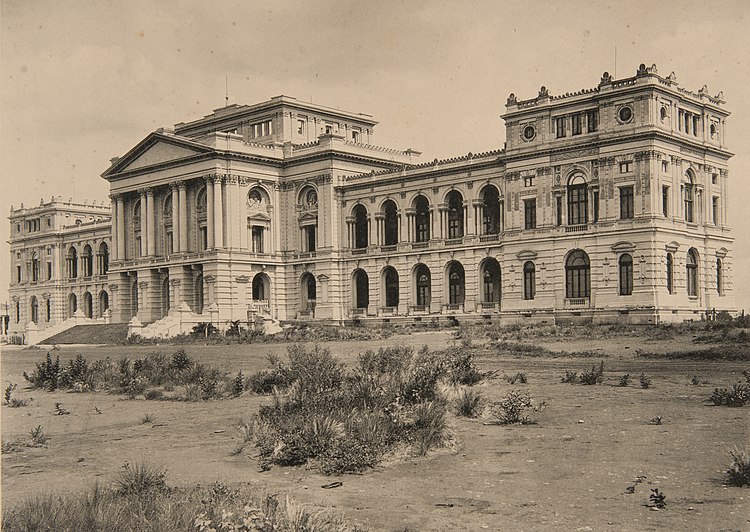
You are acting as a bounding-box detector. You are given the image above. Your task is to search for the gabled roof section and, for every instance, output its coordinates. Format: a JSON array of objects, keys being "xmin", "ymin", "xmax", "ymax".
[{"xmin": 102, "ymin": 131, "xmax": 215, "ymax": 179}]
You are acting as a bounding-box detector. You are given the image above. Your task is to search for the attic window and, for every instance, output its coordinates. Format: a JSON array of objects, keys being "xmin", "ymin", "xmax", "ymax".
[
  {"xmin": 352, "ymin": 130, "xmax": 360, "ymax": 143},
  {"xmin": 250, "ymin": 120, "xmax": 272, "ymax": 139}
]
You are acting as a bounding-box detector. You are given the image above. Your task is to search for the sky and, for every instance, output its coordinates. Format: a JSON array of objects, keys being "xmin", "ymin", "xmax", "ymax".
[{"xmin": 1, "ymin": 0, "xmax": 749, "ymax": 311}]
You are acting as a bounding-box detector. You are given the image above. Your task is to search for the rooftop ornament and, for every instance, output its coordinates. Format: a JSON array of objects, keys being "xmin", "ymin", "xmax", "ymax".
[
  {"xmin": 507, "ymin": 93, "xmax": 517, "ymax": 105},
  {"xmin": 538, "ymin": 86, "xmax": 549, "ymax": 98},
  {"xmin": 599, "ymin": 72, "xmax": 613, "ymax": 85}
]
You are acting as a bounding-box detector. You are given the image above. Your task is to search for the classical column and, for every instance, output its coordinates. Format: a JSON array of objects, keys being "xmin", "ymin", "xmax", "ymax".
[
  {"xmin": 206, "ymin": 177, "xmax": 215, "ymax": 249},
  {"xmin": 116, "ymin": 196, "xmax": 125, "ymax": 260},
  {"xmin": 139, "ymin": 189, "xmax": 148, "ymax": 256},
  {"xmin": 213, "ymin": 176, "xmax": 224, "ymax": 248},
  {"xmin": 169, "ymin": 182, "xmax": 180, "ymax": 253},
  {"xmin": 178, "ymin": 181, "xmax": 188, "ymax": 252},
  {"xmin": 146, "ymin": 188, "xmax": 155, "ymax": 256},
  {"xmin": 109, "ymin": 195, "xmax": 119, "ymax": 261}
]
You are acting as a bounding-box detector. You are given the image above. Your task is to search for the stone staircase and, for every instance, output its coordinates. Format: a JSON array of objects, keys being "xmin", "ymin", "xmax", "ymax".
[{"xmin": 42, "ymin": 323, "xmax": 129, "ymax": 345}]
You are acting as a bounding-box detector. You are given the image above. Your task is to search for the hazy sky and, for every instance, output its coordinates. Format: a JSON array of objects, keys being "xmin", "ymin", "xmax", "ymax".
[{"xmin": 2, "ymin": 0, "xmax": 749, "ymax": 310}]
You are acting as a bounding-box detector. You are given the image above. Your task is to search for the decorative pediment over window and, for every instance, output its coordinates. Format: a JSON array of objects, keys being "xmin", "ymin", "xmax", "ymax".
[
  {"xmin": 665, "ymin": 241, "xmax": 680, "ymax": 253},
  {"xmin": 716, "ymin": 247, "xmax": 728, "ymax": 258},
  {"xmin": 611, "ymin": 241, "xmax": 636, "ymax": 253},
  {"xmin": 298, "ymin": 211, "xmax": 318, "ymax": 225},
  {"xmin": 102, "ymin": 132, "xmax": 213, "ymax": 178},
  {"xmin": 248, "ymin": 211, "xmax": 272, "ymax": 223},
  {"xmin": 516, "ymin": 250, "xmax": 538, "ymax": 260}
]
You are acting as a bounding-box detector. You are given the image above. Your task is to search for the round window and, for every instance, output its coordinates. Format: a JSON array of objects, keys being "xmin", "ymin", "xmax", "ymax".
[
  {"xmin": 660, "ymin": 106, "xmax": 668, "ymax": 122},
  {"xmin": 522, "ymin": 125, "xmax": 536, "ymax": 141},
  {"xmin": 618, "ymin": 106, "xmax": 633, "ymax": 123}
]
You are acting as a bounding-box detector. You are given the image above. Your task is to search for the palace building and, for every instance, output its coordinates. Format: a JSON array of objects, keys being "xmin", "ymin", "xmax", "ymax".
[{"xmin": 7, "ymin": 64, "xmax": 735, "ymax": 341}]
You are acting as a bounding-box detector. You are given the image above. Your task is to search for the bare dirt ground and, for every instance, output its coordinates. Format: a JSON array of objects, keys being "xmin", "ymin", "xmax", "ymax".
[{"xmin": 2, "ymin": 330, "xmax": 748, "ymax": 531}]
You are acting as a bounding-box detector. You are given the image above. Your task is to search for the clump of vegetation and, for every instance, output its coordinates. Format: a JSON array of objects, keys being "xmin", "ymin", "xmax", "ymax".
[
  {"xmin": 453, "ymin": 388, "xmax": 483, "ymax": 418},
  {"xmin": 691, "ymin": 375, "xmax": 700, "ymax": 385},
  {"xmin": 116, "ymin": 461, "xmax": 168, "ymax": 496},
  {"xmin": 4, "ymin": 382, "xmax": 28, "ymax": 407},
  {"xmin": 54, "ymin": 403, "xmax": 70, "ymax": 415},
  {"xmin": 489, "ymin": 390, "xmax": 546, "ymax": 425},
  {"xmin": 726, "ymin": 445, "xmax": 750, "ymax": 487},
  {"xmin": 231, "ymin": 371, "xmax": 245, "ymax": 396},
  {"xmin": 639, "ymin": 373, "xmax": 652, "ymax": 389},
  {"xmin": 562, "ymin": 361, "xmax": 604, "ymax": 385},
  {"xmin": 647, "ymin": 416, "xmax": 663, "ymax": 425},
  {"xmin": 618, "ymin": 374, "xmax": 631, "ymax": 387},
  {"xmin": 649, "ymin": 488, "xmax": 667, "ymax": 509},
  {"xmin": 505, "ymin": 372, "xmax": 527, "ymax": 384},
  {"xmin": 141, "ymin": 413, "xmax": 155, "ymax": 424},
  {"xmin": 710, "ymin": 383, "xmax": 750, "ymax": 407},
  {"xmin": 248, "ymin": 344, "xmax": 474, "ymax": 474},
  {"xmin": 5, "ymin": 382, "xmax": 17, "ymax": 403},
  {"xmin": 29, "ymin": 425, "xmax": 50, "ymax": 447}
]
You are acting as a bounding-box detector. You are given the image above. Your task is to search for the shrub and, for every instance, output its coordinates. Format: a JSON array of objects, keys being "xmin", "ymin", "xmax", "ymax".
[
  {"xmin": 454, "ymin": 388, "xmax": 482, "ymax": 418},
  {"xmin": 649, "ymin": 488, "xmax": 667, "ymax": 508},
  {"xmin": 727, "ymin": 445, "xmax": 750, "ymax": 486},
  {"xmin": 443, "ymin": 349, "xmax": 484, "ymax": 385},
  {"xmin": 54, "ymin": 403, "xmax": 70, "ymax": 415},
  {"xmin": 29, "ymin": 425, "xmax": 49, "ymax": 447},
  {"xmin": 191, "ymin": 322, "xmax": 218, "ymax": 338},
  {"xmin": 24, "ymin": 353, "xmax": 61, "ymax": 390},
  {"xmin": 231, "ymin": 371, "xmax": 244, "ymax": 396},
  {"xmin": 8, "ymin": 398, "xmax": 29, "ymax": 408},
  {"xmin": 320, "ymin": 435, "xmax": 380, "ymax": 475},
  {"xmin": 141, "ymin": 413, "xmax": 155, "ymax": 424},
  {"xmin": 691, "ymin": 375, "xmax": 700, "ymax": 385},
  {"xmin": 711, "ymin": 383, "xmax": 750, "ymax": 406},
  {"xmin": 247, "ymin": 368, "xmax": 292, "ymax": 394},
  {"xmin": 115, "ymin": 462, "xmax": 168, "ymax": 496},
  {"xmin": 579, "ymin": 361, "xmax": 605, "ymax": 385},
  {"xmin": 4, "ymin": 382, "xmax": 17, "ymax": 404},
  {"xmin": 505, "ymin": 372, "xmax": 527, "ymax": 384},
  {"xmin": 639, "ymin": 373, "xmax": 652, "ymax": 389},
  {"xmin": 492, "ymin": 390, "xmax": 536, "ymax": 424},
  {"xmin": 410, "ymin": 401, "xmax": 448, "ymax": 456},
  {"xmin": 170, "ymin": 348, "xmax": 192, "ymax": 371},
  {"xmin": 561, "ymin": 370, "xmax": 578, "ymax": 384},
  {"xmin": 144, "ymin": 389, "xmax": 163, "ymax": 400},
  {"xmin": 618, "ymin": 374, "xmax": 631, "ymax": 387}
]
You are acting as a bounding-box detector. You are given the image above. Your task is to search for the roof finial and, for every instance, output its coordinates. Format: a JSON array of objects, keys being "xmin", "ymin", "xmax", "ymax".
[{"xmin": 225, "ymin": 75, "xmax": 229, "ymax": 107}]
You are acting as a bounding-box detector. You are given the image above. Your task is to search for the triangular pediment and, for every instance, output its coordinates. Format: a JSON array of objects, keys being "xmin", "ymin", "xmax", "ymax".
[{"xmin": 103, "ymin": 132, "xmax": 214, "ymax": 178}]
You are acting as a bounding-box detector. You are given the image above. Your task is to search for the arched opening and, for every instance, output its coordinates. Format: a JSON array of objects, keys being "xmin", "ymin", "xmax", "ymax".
[
  {"xmin": 31, "ymin": 253, "xmax": 39, "ymax": 282},
  {"xmin": 82, "ymin": 245, "xmax": 93, "ymax": 277},
  {"xmin": 717, "ymin": 258, "xmax": 723, "ymax": 295},
  {"xmin": 523, "ymin": 261, "xmax": 536, "ymax": 300},
  {"xmin": 247, "ymin": 187, "xmax": 272, "ymax": 254},
  {"xmin": 67, "ymin": 247, "xmax": 78, "ymax": 279},
  {"xmin": 480, "ymin": 258, "xmax": 501, "ymax": 304},
  {"xmin": 413, "ymin": 264, "xmax": 431, "ymax": 308},
  {"xmin": 30, "ymin": 296, "xmax": 38, "ymax": 324},
  {"xmin": 684, "ymin": 171, "xmax": 695, "ymax": 223},
  {"xmin": 131, "ymin": 278, "xmax": 139, "ymax": 318},
  {"xmin": 686, "ymin": 248, "xmax": 699, "ymax": 297},
  {"xmin": 300, "ymin": 272, "xmax": 317, "ymax": 314},
  {"xmin": 161, "ymin": 277, "xmax": 170, "ymax": 318},
  {"xmin": 447, "ymin": 261, "xmax": 465, "ymax": 306},
  {"xmin": 196, "ymin": 188, "xmax": 208, "ymax": 250},
  {"xmin": 382, "ymin": 266, "xmax": 399, "ymax": 308},
  {"xmin": 481, "ymin": 185, "xmax": 501, "ymax": 235},
  {"xmin": 194, "ymin": 273, "xmax": 204, "ymax": 314},
  {"xmin": 68, "ymin": 293, "xmax": 78, "ymax": 318},
  {"xmin": 133, "ymin": 200, "xmax": 142, "ymax": 257},
  {"xmin": 565, "ymin": 249, "xmax": 591, "ymax": 299},
  {"xmin": 98, "ymin": 241, "xmax": 109, "ymax": 274},
  {"xmin": 353, "ymin": 269, "xmax": 369, "ymax": 310},
  {"xmin": 299, "ymin": 187, "xmax": 318, "ymax": 253},
  {"xmin": 99, "ymin": 291, "xmax": 109, "ymax": 317},
  {"xmin": 83, "ymin": 291, "xmax": 93, "ymax": 318},
  {"xmin": 567, "ymin": 174, "xmax": 588, "ymax": 226},
  {"xmin": 353, "ymin": 204, "xmax": 368, "ymax": 249},
  {"xmin": 446, "ymin": 191, "xmax": 464, "ymax": 239},
  {"xmin": 619, "ymin": 254, "xmax": 633, "ymax": 296},
  {"xmin": 45, "ymin": 298, "xmax": 51, "ymax": 322},
  {"xmin": 414, "ymin": 195, "xmax": 430, "ymax": 242},
  {"xmin": 666, "ymin": 253, "xmax": 674, "ymax": 294},
  {"xmin": 163, "ymin": 193, "xmax": 174, "ymax": 254},
  {"xmin": 383, "ymin": 200, "xmax": 399, "ymax": 246},
  {"xmin": 252, "ymin": 273, "xmax": 270, "ymax": 302}
]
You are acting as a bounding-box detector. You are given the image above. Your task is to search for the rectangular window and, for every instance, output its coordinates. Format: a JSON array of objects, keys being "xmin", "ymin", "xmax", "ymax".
[
  {"xmin": 556, "ymin": 195, "xmax": 563, "ymax": 226},
  {"xmin": 17, "ymin": 265, "xmax": 22, "ymax": 283},
  {"xmin": 619, "ymin": 161, "xmax": 632, "ymax": 173},
  {"xmin": 251, "ymin": 120, "xmax": 272, "ymax": 139},
  {"xmin": 524, "ymin": 264, "xmax": 536, "ymax": 300},
  {"xmin": 524, "ymin": 199, "xmax": 537, "ymax": 229},
  {"xmin": 662, "ymin": 160, "xmax": 669, "ymax": 173},
  {"xmin": 662, "ymin": 186, "xmax": 669, "ymax": 217},
  {"xmin": 297, "ymin": 119, "xmax": 305, "ymax": 135},
  {"xmin": 712, "ymin": 173, "xmax": 718, "ymax": 185},
  {"xmin": 305, "ymin": 226, "xmax": 316, "ymax": 252},
  {"xmin": 571, "ymin": 114, "xmax": 582, "ymax": 135},
  {"xmin": 619, "ymin": 186, "xmax": 634, "ymax": 219},
  {"xmin": 693, "ymin": 116, "xmax": 699, "ymax": 137},
  {"xmin": 351, "ymin": 130, "xmax": 359, "ymax": 143},
  {"xmin": 684, "ymin": 185, "xmax": 694, "ymax": 223},
  {"xmin": 586, "ymin": 109, "xmax": 599, "ymax": 132},
  {"xmin": 568, "ymin": 184, "xmax": 588, "ymax": 225},
  {"xmin": 524, "ymin": 175, "xmax": 534, "ymax": 187},
  {"xmin": 325, "ymin": 125, "xmax": 333, "ymax": 134},
  {"xmin": 135, "ymin": 236, "xmax": 142, "ymax": 257},
  {"xmin": 712, "ymin": 197, "xmax": 720, "ymax": 225},
  {"xmin": 555, "ymin": 117, "xmax": 566, "ymax": 138},
  {"xmin": 165, "ymin": 230, "xmax": 173, "ymax": 255},
  {"xmin": 593, "ymin": 191, "xmax": 599, "ymax": 223},
  {"xmin": 200, "ymin": 227, "xmax": 208, "ymax": 251},
  {"xmin": 47, "ymin": 262, "xmax": 52, "ymax": 280},
  {"xmin": 32, "ymin": 260, "xmax": 38, "ymax": 282},
  {"xmin": 252, "ymin": 226, "xmax": 264, "ymax": 253}
]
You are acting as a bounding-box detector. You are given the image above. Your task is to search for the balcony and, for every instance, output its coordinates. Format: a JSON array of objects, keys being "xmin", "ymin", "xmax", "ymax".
[
  {"xmin": 380, "ymin": 245, "xmax": 397, "ymax": 253},
  {"xmin": 410, "ymin": 304, "xmax": 429, "ymax": 314},
  {"xmin": 379, "ymin": 306, "xmax": 396, "ymax": 316},
  {"xmin": 351, "ymin": 248, "xmax": 367, "ymax": 255},
  {"xmin": 443, "ymin": 303, "xmax": 463, "ymax": 312},
  {"xmin": 564, "ymin": 297, "xmax": 590, "ymax": 308},
  {"xmin": 444, "ymin": 238, "xmax": 463, "ymax": 246},
  {"xmin": 479, "ymin": 302, "xmax": 499, "ymax": 311},
  {"xmin": 565, "ymin": 224, "xmax": 588, "ymax": 234},
  {"xmin": 479, "ymin": 233, "xmax": 500, "ymax": 243},
  {"xmin": 412, "ymin": 242, "xmax": 429, "ymax": 250},
  {"xmin": 247, "ymin": 300, "xmax": 270, "ymax": 316}
]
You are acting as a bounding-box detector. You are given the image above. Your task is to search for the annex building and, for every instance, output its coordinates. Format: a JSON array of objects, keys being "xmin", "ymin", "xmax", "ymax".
[{"xmin": 7, "ymin": 64, "xmax": 735, "ymax": 341}]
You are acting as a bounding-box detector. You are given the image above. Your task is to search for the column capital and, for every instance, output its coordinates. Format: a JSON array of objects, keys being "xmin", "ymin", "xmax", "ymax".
[
  {"xmin": 109, "ymin": 193, "xmax": 123, "ymax": 201},
  {"xmin": 169, "ymin": 181, "xmax": 180, "ymax": 190},
  {"xmin": 137, "ymin": 187, "xmax": 150, "ymax": 196}
]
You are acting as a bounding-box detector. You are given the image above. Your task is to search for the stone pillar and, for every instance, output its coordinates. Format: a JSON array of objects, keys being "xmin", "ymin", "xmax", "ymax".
[
  {"xmin": 213, "ymin": 176, "xmax": 224, "ymax": 248},
  {"xmin": 206, "ymin": 177, "xmax": 215, "ymax": 249},
  {"xmin": 178, "ymin": 181, "xmax": 188, "ymax": 252},
  {"xmin": 146, "ymin": 188, "xmax": 155, "ymax": 256},
  {"xmin": 110, "ymin": 195, "xmax": 119, "ymax": 261},
  {"xmin": 170, "ymin": 182, "xmax": 180, "ymax": 253},
  {"xmin": 116, "ymin": 196, "xmax": 126, "ymax": 260},
  {"xmin": 138, "ymin": 189, "xmax": 148, "ymax": 256}
]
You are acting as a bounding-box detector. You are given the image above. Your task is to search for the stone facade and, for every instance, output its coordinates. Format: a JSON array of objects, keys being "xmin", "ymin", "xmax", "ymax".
[{"xmin": 8, "ymin": 64, "xmax": 735, "ymax": 338}]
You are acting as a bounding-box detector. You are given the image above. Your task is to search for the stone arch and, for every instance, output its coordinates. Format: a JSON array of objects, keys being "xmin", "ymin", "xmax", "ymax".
[
  {"xmin": 381, "ymin": 266, "xmax": 399, "ymax": 308},
  {"xmin": 479, "ymin": 257, "xmax": 501, "ymax": 305},
  {"xmin": 445, "ymin": 260, "xmax": 465, "ymax": 306},
  {"xmin": 412, "ymin": 263, "xmax": 431, "ymax": 308},
  {"xmin": 352, "ymin": 268, "xmax": 369, "ymax": 310}
]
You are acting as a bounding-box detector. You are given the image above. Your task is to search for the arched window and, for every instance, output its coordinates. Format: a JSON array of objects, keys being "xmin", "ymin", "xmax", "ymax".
[
  {"xmin": 196, "ymin": 189, "xmax": 208, "ymax": 251},
  {"xmin": 414, "ymin": 196, "xmax": 430, "ymax": 242},
  {"xmin": 252, "ymin": 273, "xmax": 270, "ymax": 301},
  {"xmin": 716, "ymin": 258, "xmax": 723, "ymax": 295},
  {"xmin": 133, "ymin": 199, "xmax": 142, "ymax": 257},
  {"xmin": 481, "ymin": 186, "xmax": 501, "ymax": 235},
  {"xmin": 300, "ymin": 273, "xmax": 316, "ymax": 312},
  {"xmin": 414, "ymin": 264, "xmax": 431, "ymax": 307},
  {"xmin": 618, "ymin": 254, "xmax": 633, "ymax": 296},
  {"xmin": 99, "ymin": 291, "xmax": 109, "ymax": 317},
  {"xmin": 68, "ymin": 293, "xmax": 78, "ymax": 318},
  {"xmin": 666, "ymin": 253, "xmax": 674, "ymax": 294},
  {"xmin": 353, "ymin": 204, "xmax": 368, "ymax": 249},
  {"xmin": 353, "ymin": 269, "xmax": 369, "ymax": 309},
  {"xmin": 67, "ymin": 247, "xmax": 78, "ymax": 279},
  {"xmin": 46, "ymin": 298, "xmax": 51, "ymax": 322},
  {"xmin": 15, "ymin": 301, "xmax": 20, "ymax": 323},
  {"xmin": 161, "ymin": 278, "xmax": 170, "ymax": 318},
  {"xmin": 83, "ymin": 292, "xmax": 93, "ymax": 318},
  {"xmin": 686, "ymin": 248, "xmax": 698, "ymax": 297},
  {"xmin": 131, "ymin": 279, "xmax": 139, "ymax": 317},
  {"xmin": 565, "ymin": 250, "xmax": 590, "ymax": 299},
  {"xmin": 447, "ymin": 261, "xmax": 465, "ymax": 305},
  {"xmin": 163, "ymin": 193, "xmax": 174, "ymax": 255},
  {"xmin": 193, "ymin": 273, "xmax": 203, "ymax": 314},
  {"xmin": 383, "ymin": 267, "xmax": 399, "ymax": 308},
  {"xmin": 31, "ymin": 253, "xmax": 39, "ymax": 282},
  {"xmin": 567, "ymin": 174, "xmax": 588, "ymax": 225},
  {"xmin": 82, "ymin": 245, "xmax": 93, "ymax": 277},
  {"xmin": 30, "ymin": 296, "xmax": 38, "ymax": 324},
  {"xmin": 299, "ymin": 187, "xmax": 318, "ymax": 253},
  {"xmin": 383, "ymin": 200, "xmax": 399, "ymax": 246},
  {"xmin": 523, "ymin": 261, "xmax": 536, "ymax": 300},
  {"xmin": 481, "ymin": 259, "xmax": 501, "ymax": 304},
  {"xmin": 446, "ymin": 191, "xmax": 464, "ymax": 239},
  {"xmin": 684, "ymin": 172, "xmax": 694, "ymax": 223},
  {"xmin": 98, "ymin": 242, "xmax": 109, "ymax": 275}
]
